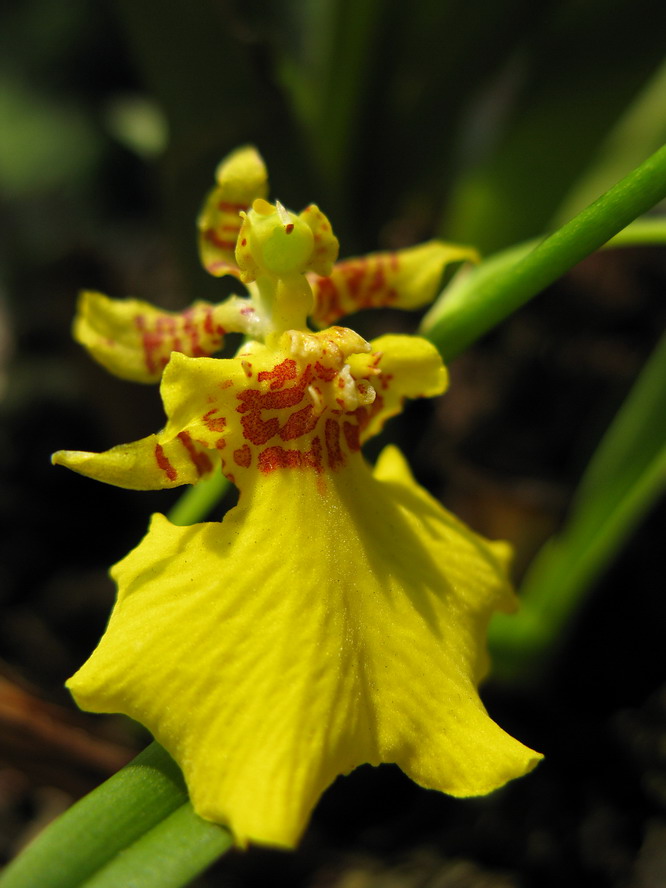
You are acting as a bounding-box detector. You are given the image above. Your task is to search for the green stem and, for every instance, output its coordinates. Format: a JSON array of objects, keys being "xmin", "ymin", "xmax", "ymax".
[
  {"xmin": 167, "ymin": 471, "xmax": 230, "ymax": 526},
  {"xmin": 0, "ymin": 743, "xmax": 189, "ymax": 888},
  {"xmin": 80, "ymin": 804, "xmax": 232, "ymax": 888},
  {"xmin": 0, "ymin": 742, "xmax": 232, "ymax": 888},
  {"xmin": 421, "ymin": 144, "xmax": 666, "ymax": 358}
]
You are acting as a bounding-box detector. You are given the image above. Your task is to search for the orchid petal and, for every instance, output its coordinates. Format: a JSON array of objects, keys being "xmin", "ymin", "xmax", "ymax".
[
  {"xmin": 51, "ymin": 431, "xmax": 219, "ymax": 490},
  {"xmin": 300, "ymin": 204, "xmax": 339, "ymax": 276},
  {"xmin": 310, "ymin": 241, "xmax": 479, "ymax": 327},
  {"xmin": 67, "ymin": 446, "xmax": 540, "ymax": 848},
  {"xmin": 73, "ymin": 291, "xmax": 261, "ymax": 383},
  {"xmin": 198, "ymin": 146, "xmax": 268, "ymax": 278},
  {"xmin": 348, "ymin": 334, "xmax": 448, "ymax": 442}
]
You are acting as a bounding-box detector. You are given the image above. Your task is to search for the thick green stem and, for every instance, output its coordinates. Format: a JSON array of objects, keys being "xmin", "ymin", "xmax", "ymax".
[
  {"xmin": 79, "ymin": 804, "xmax": 232, "ymax": 888},
  {"xmin": 0, "ymin": 743, "xmax": 189, "ymax": 888},
  {"xmin": 421, "ymin": 144, "xmax": 666, "ymax": 358},
  {"xmin": 0, "ymin": 743, "xmax": 232, "ymax": 888}
]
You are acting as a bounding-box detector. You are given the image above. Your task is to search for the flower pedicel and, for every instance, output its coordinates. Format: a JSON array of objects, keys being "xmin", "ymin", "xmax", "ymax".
[{"xmin": 53, "ymin": 146, "xmax": 542, "ymax": 848}]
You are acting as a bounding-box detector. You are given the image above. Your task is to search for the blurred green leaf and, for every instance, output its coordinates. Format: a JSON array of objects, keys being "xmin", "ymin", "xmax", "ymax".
[
  {"xmin": 112, "ymin": 0, "xmax": 295, "ymax": 287},
  {"xmin": 103, "ymin": 94, "xmax": 169, "ymax": 159},
  {"xmin": 276, "ymin": 0, "xmax": 384, "ymax": 220},
  {"xmin": 552, "ymin": 58, "xmax": 666, "ymax": 225},
  {"xmin": 276, "ymin": 0, "xmax": 560, "ymax": 242},
  {"xmin": 441, "ymin": 0, "xmax": 666, "ymax": 252},
  {"xmin": 489, "ymin": 331, "xmax": 666, "ymax": 682},
  {"xmin": 0, "ymin": 78, "xmax": 100, "ymax": 197}
]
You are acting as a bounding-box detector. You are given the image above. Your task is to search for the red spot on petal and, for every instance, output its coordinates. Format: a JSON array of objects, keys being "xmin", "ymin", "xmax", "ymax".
[
  {"xmin": 343, "ymin": 421, "xmax": 360, "ymax": 451},
  {"xmin": 237, "ymin": 366, "xmax": 313, "ymax": 414},
  {"xmin": 258, "ymin": 446, "xmax": 301, "ymax": 472},
  {"xmin": 217, "ymin": 201, "xmax": 246, "ymax": 212},
  {"xmin": 241, "ymin": 412, "xmax": 280, "ymax": 446},
  {"xmin": 313, "ymin": 276, "xmax": 342, "ymax": 326},
  {"xmin": 279, "ymin": 404, "xmax": 319, "ymax": 441},
  {"xmin": 314, "ymin": 361, "xmax": 337, "ymax": 382},
  {"xmin": 237, "ymin": 362, "xmax": 316, "ymax": 446},
  {"xmin": 233, "ymin": 444, "xmax": 252, "ymax": 467},
  {"xmin": 258, "ymin": 358, "xmax": 298, "ymax": 390},
  {"xmin": 155, "ymin": 443, "xmax": 177, "ymax": 481},
  {"xmin": 203, "ymin": 409, "xmax": 226, "ymax": 433},
  {"xmin": 305, "ymin": 437, "xmax": 323, "ymax": 472},
  {"xmin": 325, "ymin": 418, "xmax": 344, "ymax": 470},
  {"xmin": 369, "ymin": 264, "xmax": 386, "ymax": 292},
  {"xmin": 257, "ymin": 437, "xmax": 323, "ymax": 474},
  {"xmin": 177, "ymin": 431, "xmax": 213, "ymax": 476},
  {"xmin": 183, "ymin": 308, "xmax": 203, "ymax": 356},
  {"xmin": 135, "ymin": 314, "xmax": 162, "ymax": 375}
]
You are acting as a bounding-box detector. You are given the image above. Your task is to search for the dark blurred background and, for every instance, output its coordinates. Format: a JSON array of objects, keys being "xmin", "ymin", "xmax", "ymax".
[{"xmin": 1, "ymin": 1, "xmax": 665, "ymax": 885}]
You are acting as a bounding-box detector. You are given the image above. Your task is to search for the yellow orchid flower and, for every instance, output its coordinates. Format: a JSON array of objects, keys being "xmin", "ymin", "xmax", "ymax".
[{"xmin": 52, "ymin": 147, "xmax": 541, "ymax": 849}]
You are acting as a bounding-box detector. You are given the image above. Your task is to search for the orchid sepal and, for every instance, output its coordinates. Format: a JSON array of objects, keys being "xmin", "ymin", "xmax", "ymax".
[
  {"xmin": 310, "ymin": 240, "xmax": 479, "ymax": 328},
  {"xmin": 73, "ymin": 290, "xmax": 264, "ymax": 384}
]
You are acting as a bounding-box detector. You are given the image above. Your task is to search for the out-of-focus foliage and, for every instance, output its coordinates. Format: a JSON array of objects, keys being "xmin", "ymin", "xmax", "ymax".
[
  {"xmin": 439, "ymin": 0, "xmax": 666, "ymax": 251},
  {"xmin": 489, "ymin": 330, "xmax": 666, "ymax": 681},
  {"xmin": 3, "ymin": 0, "xmax": 666, "ymax": 266}
]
